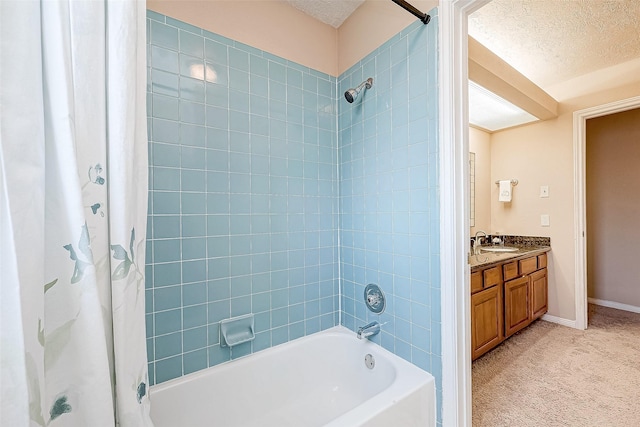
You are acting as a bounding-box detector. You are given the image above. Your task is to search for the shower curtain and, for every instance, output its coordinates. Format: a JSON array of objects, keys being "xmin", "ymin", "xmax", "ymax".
[{"xmin": 1, "ymin": 1, "xmax": 153, "ymax": 425}]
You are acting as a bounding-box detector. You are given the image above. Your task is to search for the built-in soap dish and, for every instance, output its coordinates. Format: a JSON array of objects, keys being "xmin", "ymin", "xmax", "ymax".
[{"xmin": 220, "ymin": 314, "xmax": 255, "ymax": 348}]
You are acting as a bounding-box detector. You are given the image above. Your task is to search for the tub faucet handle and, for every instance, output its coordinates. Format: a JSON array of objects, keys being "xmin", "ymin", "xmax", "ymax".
[{"xmin": 367, "ymin": 293, "xmax": 380, "ymax": 306}]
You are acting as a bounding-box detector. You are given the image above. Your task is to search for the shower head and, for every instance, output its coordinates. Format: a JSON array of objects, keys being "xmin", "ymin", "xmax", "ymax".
[{"xmin": 344, "ymin": 78, "xmax": 373, "ymax": 103}]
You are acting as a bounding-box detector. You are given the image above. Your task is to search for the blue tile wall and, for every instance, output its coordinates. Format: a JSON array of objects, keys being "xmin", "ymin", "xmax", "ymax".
[
  {"xmin": 337, "ymin": 11, "xmax": 442, "ymax": 416},
  {"xmin": 146, "ymin": 11, "xmax": 339, "ymax": 385},
  {"xmin": 145, "ymin": 11, "xmax": 442, "ymax": 420}
]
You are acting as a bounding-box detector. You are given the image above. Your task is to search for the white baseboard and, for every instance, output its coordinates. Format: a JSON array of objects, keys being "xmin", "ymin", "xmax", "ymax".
[
  {"xmin": 588, "ymin": 298, "xmax": 640, "ymax": 314},
  {"xmin": 541, "ymin": 314, "xmax": 577, "ymax": 329}
]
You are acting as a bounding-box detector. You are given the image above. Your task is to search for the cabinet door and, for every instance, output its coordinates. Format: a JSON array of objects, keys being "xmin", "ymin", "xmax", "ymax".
[
  {"xmin": 530, "ymin": 268, "xmax": 548, "ymax": 319},
  {"xmin": 471, "ymin": 285, "xmax": 504, "ymax": 360},
  {"xmin": 518, "ymin": 256, "xmax": 537, "ymax": 275},
  {"xmin": 471, "ymin": 271, "xmax": 483, "ymax": 293},
  {"xmin": 537, "ymin": 253, "xmax": 547, "ymax": 269},
  {"xmin": 503, "ymin": 261, "xmax": 518, "ymax": 281},
  {"xmin": 483, "ymin": 266, "xmax": 501, "ymax": 288},
  {"xmin": 504, "ymin": 276, "xmax": 530, "ymax": 337}
]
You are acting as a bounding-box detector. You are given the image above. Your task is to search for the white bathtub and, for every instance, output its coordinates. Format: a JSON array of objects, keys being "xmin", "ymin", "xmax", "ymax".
[{"xmin": 150, "ymin": 326, "xmax": 436, "ymax": 427}]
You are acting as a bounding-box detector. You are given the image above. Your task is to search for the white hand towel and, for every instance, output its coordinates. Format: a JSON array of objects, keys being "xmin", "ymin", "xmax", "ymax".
[{"xmin": 499, "ymin": 180, "xmax": 512, "ymax": 202}]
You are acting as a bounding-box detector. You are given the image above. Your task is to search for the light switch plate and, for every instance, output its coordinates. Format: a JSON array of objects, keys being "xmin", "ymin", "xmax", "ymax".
[
  {"xmin": 541, "ymin": 214, "xmax": 550, "ymax": 227},
  {"xmin": 540, "ymin": 186, "xmax": 549, "ymax": 198}
]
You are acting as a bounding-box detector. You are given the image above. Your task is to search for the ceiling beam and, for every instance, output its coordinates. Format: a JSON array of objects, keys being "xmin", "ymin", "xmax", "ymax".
[{"xmin": 468, "ymin": 36, "xmax": 558, "ymax": 120}]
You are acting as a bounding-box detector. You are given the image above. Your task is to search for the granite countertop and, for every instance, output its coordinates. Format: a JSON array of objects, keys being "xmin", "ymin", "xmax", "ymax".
[{"xmin": 470, "ymin": 245, "xmax": 551, "ymax": 270}]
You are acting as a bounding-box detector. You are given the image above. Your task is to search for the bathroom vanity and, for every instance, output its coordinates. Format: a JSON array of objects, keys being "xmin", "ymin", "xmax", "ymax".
[{"xmin": 470, "ymin": 243, "xmax": 550, "ymax": 360}]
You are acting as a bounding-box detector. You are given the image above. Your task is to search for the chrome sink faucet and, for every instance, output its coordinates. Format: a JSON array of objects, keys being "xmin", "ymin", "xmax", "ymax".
[
  {"xmin": 473, "ymin": 230, "xmax": 487, "ymax": 255},
  {"xmin": 357, "ymin": 321, "xmax": 380, "ymax": 339}
]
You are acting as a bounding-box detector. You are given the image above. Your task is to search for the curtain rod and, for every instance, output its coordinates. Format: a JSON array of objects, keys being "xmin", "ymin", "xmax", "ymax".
[{"xmin": 391, "ymin": 0, "xmax": 431, "ymax": 25}]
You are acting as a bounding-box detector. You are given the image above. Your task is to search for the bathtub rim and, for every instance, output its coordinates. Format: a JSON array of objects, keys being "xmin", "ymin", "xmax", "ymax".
[
  {"xmin": 150, "ymin": 325, "xmax": 432, "ymax": 393},
  {"xmin": 149, "ymin": 325, "xmax": 436, "ymax": 426}
]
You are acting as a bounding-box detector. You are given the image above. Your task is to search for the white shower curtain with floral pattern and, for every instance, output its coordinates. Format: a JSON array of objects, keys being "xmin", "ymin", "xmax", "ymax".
[{"xmin": 0, "ymin": 1, "xmax": 153, "ymax": 425}]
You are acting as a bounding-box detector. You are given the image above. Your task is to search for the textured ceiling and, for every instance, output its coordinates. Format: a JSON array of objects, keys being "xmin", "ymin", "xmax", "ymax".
[
  {"xmin": 286, "ymin": 0, "xmax": 365, "ymax": 28},
  {"xmin": 285, "ymin": 0, "xmax": 640, "ymax": 92},
  {"xmin": 469, "ymin": 0, "xmax": 640, "ymax": 89}
]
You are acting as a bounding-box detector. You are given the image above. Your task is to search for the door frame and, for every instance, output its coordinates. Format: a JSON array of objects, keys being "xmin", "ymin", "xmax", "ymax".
[
  {"xmin": 439, "ymin": 1, "xmax": 490, "ymax": 425},
  {"xmin": 572, "ymin": 95, "xmax": 640, "ymax": 330},
  {"xmin": 441, "ymin": 0, "xmax": 640, "ymax": 419}
]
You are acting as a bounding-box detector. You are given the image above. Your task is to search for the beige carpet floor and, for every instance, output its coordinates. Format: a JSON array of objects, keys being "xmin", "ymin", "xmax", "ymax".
[{"xmin": 472, "ymin": 304, "xmax": 640, "ymax": 426}]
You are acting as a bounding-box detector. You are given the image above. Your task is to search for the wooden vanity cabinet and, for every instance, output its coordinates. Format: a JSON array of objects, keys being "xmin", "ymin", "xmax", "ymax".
[
  {"xmin": 504, "ymin": 254, "xmax": 548, "ymax": 337},
  {"xmin": 471, "ymin": 251, "xmax": 549, "ymax": 360},
  {"xmin": 504, "ymin": 275, "xmax": 530, "ymax": 337},
  {"xmin": 471, "ymin": 266, "xmax": 504, "ymax": 360},
  {"xmin": 519, "ymin": 256, "xmax": 538, "ymax": 275},
  {"xmin": 471, "ymin": 285, "xmax": 504, "ymax": 360},
  {"xmin": 471, "ymin": 271, "xmax": 483, "ymax": 293},
  {"xmin": 530, "ymin": 268, "xmax": 548, "ymax": 319}
]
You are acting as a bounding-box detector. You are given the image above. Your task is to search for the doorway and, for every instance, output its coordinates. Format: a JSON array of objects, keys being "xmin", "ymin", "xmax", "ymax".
[
  {"xmin": 440, "ymin": 1, "xmax": 639, "ymax": 425},
  {"xmin": 585, "ymin": 108, "xmax": 640, "ymax": 313},
  {"xmin": 573, "ymin": 96, "xmax": 640, "ymax": 328}
]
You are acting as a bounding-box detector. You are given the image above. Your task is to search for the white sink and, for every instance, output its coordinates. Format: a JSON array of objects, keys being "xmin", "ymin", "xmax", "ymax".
[{"xmin": 480, "ymin": 246, "xmax": 519, "ymax": 253}]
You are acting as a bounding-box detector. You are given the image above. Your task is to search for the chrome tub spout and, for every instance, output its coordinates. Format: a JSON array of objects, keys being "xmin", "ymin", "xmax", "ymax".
[{"xmin": 357, "ymin": 321, "xmax": 381, "ymax": 339}]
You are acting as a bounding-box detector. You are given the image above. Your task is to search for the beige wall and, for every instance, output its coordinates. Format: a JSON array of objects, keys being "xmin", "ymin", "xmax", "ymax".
[
  {"xmin": 147, "ymin": 0, "xmax": 438, "ymax": 77},
  {"xmin": 337, "ymin": 0, "xmax": 437, "ymax": 74},
  {"xmin": 586, "ymin": 108, "xmax": 640, "ymax": 308},
  {"xmin": 490, "ymin": 77, "xmax": 640, "ymax": 321},
  {"xmin": 469, "ymin": 127, "xmax": 491, "ymax": 234},
  {"xmin": 146, "ymin": 0, "xmax": 338, "ymax": 76}
]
